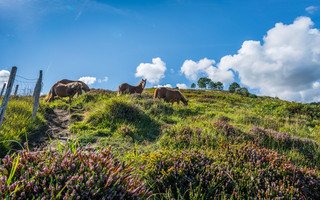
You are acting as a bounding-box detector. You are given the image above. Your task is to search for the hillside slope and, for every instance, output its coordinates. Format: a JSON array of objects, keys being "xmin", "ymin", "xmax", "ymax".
[{"xmin": 1, "ymin": 89, "xmax": 320, "ymax": 199}]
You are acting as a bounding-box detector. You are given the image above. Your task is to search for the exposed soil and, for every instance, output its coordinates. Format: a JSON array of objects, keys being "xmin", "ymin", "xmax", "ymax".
[
  {"xmin": 45, "ymin": 109, "xmax": 70, "ymax": 139},
  {"xmin": 29, "ymin": 108, "xmax": 71, "ymax": 150}
]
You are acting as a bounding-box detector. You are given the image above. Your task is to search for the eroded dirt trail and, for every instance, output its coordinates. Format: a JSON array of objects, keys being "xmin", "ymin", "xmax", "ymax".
[
  {"xmin": 30, "ymin": 108, "xmax": 72, "ymax": 150},
  {"xmin": 45, "ymin": 109, "xmax": 70, "ymax": 139}
]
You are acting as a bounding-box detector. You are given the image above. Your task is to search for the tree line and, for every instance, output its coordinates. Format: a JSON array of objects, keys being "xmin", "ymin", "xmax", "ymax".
[{"xmin": 191, "ymin": 77, "xmax": 257, "ymax": 98}]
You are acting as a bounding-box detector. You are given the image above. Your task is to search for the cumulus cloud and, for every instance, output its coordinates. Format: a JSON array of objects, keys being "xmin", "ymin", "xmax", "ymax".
[
  {"xmin": 180, "ymin": 58, "xmax": 233, "ymax": 83},
  {"xmin": 0, "ymin": 70, "xmax": 10, "ymax": 87},
  {"xmin": 98, "ymin": 76, "xmax": 108, "ymax": 83},
  {"xmin": 217, "ymin": 16, "xmax": 320, "ymax": 102},
  {"xmin": 135, "ymin": 57, "xmax": 166, "ymax": 84},
  {"xmin": 78, "ymin": 76, "xmax": 96, "ymax": 85},
  {"xmin": 154, "ymin": 84, "xmax": 172, "ymax": 88},
  {"xmin": 306, "ymin": 6, "xmax": 318, "ymax": 14},
  {"xmin": 176, "ymin": 83, "xmax": 188, "ymax": 89}
]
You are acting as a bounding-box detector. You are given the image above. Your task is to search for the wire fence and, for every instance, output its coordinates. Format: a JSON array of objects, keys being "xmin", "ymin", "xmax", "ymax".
[
  {"xmin": 0, "ymin": 74, "xmax": 41, "ymax": 96},
  {"xmin": 0, "ymin": 67, "xmax": 43, "ymax": 129}
]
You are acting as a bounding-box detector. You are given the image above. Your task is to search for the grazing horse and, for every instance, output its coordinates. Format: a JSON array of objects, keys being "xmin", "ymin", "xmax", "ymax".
[
  {"xmin": 117, "ymin": 79, "xmax": 147, "ymax": 96},
  {"xmin": 45, "ymin": 82, "xmax": 82, "ymax": 102},
  {"xmin": 56, "ymin": 79, "xmax": 90, "ymax": 94},
  {"xmin": 46, "ymin": 79, "xmax": 90, "ymax": 101},
  {"xmin": 154, "ymin": 87, "xmax": 188, "ymax": 106}
]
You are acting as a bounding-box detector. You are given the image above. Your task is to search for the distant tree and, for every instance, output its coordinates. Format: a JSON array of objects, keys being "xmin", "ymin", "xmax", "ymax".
[
  {"xmin": 235, "ymin": 87, "xmax": 249, "ymax": 97},
  {"xmin": 197, "ymin": 77, "xmax": 211, "ymax": 89},
  {"xmin": 216, "ymin": 81, "xmax": 224, "ymax": 90},
  {"xmin": 249, "ymin": 93, "xmax": 257, "ymax": 98},
  {"xmin": 229, "ymin": 82, "xmax": 240, "ymax": 93},
  {"xmin": 191, "ymin": 83, "xmax": 196, "ymax": 89},
  {"xmin": 208, "ymin": 81, "xmax": 217, "ymax": 90}
]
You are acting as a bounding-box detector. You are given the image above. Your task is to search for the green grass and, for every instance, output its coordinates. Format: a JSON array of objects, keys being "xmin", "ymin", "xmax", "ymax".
[
  {"xmin": 0, "ymin": 96, "xmax": 46, "ymax": 157},
  {"xmin": 1, "ymin": 89, "xmax": 320, "ymax": 198}
]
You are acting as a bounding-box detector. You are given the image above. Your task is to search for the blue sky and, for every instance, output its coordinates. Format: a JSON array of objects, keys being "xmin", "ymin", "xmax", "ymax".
[{"xmin": 1, "ymin": 0, "xmax": 320, "ymax": 102}]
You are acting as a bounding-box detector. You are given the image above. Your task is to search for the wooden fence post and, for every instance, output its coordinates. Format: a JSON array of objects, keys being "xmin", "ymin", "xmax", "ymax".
[
  {"xmin": 14, "ymin": 85, "xmax": 19, "ymax": 96},
  {"xmin": 32, "ymin": 70, "xmax": 42, "ymax": 118},
  {"xmin": 0, "ymin": 83, "xmax": 6, "ymax": 97},
  {"xmin": 0, "ymin": 66, "xmax": 17, "ymax": 129}
]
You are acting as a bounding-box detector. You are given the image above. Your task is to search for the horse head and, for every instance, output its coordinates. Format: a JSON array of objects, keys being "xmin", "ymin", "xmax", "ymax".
[
  {"xmin": 142, "ymin": 79, "xmax": 147, "ymax": 88},
  {"xmin": 78, "ymin": 81, "xmax": 90, "ymax": 92}
]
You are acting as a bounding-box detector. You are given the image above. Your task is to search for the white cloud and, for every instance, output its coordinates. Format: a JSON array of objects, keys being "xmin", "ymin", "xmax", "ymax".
[
  {"xmin": 180, "ymin": 58, "xmax": 233, "ymax": 83},
  {"xmin": 176, "ymin": 83, "xmax": 188, "ymax": 89},
  {"xmin": 180, "ymin": 58, "xmax": 214, "ymax": 81},
  {"xmin": 78, "ymin": 76, "xmax": 96, "ymax": 85},
  {"xmin": 306, "ymin": 6, "xmax": 318, "ymax": 14},
  {"xmin": 0, "ymin": 70, "xmax": 10, "ymax": 88},
  {"xmin": 154, "ymin": 84, "xmax": 172, "ymax": 88},
  {"xmin": 135, "ymin": 57, "xmax": 166, "ymax": 84},
  {"xmin": 217, "ymin": 16, "xmax": 320, "ymax": 103},
  {"xmin": 98, "ymin": 76, "xmax": 108, "ymax": 83}
]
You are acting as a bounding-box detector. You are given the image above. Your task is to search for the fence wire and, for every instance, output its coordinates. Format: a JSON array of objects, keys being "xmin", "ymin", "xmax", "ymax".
[{"xmin": 0, "ymin": 74, "xmax": 41, "ymax": 96}]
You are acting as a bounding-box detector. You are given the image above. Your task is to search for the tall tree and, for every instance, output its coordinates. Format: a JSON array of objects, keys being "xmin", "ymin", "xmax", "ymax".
[
  {"xmin": 216, "ymin": 81, "xmax": 224, "ymax": 90},
  {"xmin": 197, "ymin": 77, "xmax": 211, "ymax": 89},
  {"xmin": 228, "ymin": 82, "xmax": 240, "ymax": 93},
  {"xmin": 191, "ymin": 83, "xmax": 196, "ymax": 88},
  {"xmin": 208, "ymin": 81, "xmax": 217, "ymax": 90}
]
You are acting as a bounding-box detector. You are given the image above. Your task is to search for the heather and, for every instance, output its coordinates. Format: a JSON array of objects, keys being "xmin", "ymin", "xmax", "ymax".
[
  {"xmin": 139, "ymin": 144, "xmax": 320, "ymax": 199},
  {"xmin": 1, "ymin": 88, "xmax": 320, "ymax": 199},
  {"xmin": 0, "ymin": 145, "xmax": 150, "ymax": 199}
]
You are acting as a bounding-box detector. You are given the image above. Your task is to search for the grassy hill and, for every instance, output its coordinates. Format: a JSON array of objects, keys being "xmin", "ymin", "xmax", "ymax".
[{"xmin": 1, "ymin": 89, "xmax": 320, "ymax": 199}]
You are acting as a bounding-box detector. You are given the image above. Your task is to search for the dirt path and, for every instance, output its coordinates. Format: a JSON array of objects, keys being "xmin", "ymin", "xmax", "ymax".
[
  {"xmin": 29, "ymin": 108, "xmax": 72, "ymax": 150},
  {"xmin": 45, "ymin": 109, "xmax": 71, "ymax": 140}
]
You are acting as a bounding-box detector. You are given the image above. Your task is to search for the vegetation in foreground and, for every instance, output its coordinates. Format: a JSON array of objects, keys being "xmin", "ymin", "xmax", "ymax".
[{"xmin": 1, "ymin": 88, "xmax": 320, "ymax": 199}]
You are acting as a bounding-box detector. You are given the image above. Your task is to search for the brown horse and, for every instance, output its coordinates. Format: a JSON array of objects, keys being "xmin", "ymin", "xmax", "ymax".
[
  {"xmin": 117, "ymin": 79, "xmax": 147, "ymax": 96},
  {"xmin": 46, "ymin": 79, "xmax": 90, "ymax": 102},
  {"xmin": 45, "ymin": 82, "xmax": 82, "ymax": 102},
  {"xmin": 154, "ymin": 87, "xmax": 188, "ymax": 106},
  {"xmin": 56, "ymin": 79, "xmax": 90, "ymax": 93}
]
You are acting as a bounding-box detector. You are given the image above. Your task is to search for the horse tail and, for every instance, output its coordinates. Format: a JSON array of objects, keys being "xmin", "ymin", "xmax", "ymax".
[
  {"xmin": 117, "ymin": 85, "xmax": 121, "ymax": 96},
  {"xmin": 45, "ymin": 85, "xmax": 55, "ymax": 101},
  {"xmin": 154, "ymin": 88, "xmax": 158, "ymax": 99}
]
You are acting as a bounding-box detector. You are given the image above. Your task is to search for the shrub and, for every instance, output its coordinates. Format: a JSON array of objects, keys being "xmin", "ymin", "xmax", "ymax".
[
  {"xmin": 235, "ymin": 87, "xmax": 249, "ymax": 97},
  {"xmin": 140, "ymin": 144, "xmax": 320, "ymax": 199},
  {"xmin": 0, "ymin": 146, "xmax": 150, "ymax": 199}
]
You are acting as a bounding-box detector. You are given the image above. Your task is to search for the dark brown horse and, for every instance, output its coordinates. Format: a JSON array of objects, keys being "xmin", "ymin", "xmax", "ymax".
[
  {"xmin": 46, "ymin": 79, "xmax": 90, "ymax": 102},
  {"xmin": 154, "ymin": 87, "xmax": 188, "ymax": 106},
  {"xmin": 57, "ymin": 79, "xmax": 90, "ymax": 93},
  {"xmin": 45, "ymin": 82, "xmax": 82, "ymax": 102},
  {"xmin": 117, "ymin": 79, "xmax": 147, "ymax": 96}
]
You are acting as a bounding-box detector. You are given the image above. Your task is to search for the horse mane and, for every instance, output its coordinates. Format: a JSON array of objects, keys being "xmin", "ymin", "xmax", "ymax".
[{"xmin": 136, "ymin": 80, "xmax": 144, "ymax": 87}]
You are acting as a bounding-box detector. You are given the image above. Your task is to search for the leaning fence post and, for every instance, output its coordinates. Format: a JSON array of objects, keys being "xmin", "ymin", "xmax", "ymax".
[
  {"xmin": 0, "ymin": 66, "xmax": 17, "ymax": 129},
  {"xmin": 14, "ymin": 85, "xmax": 19, "ymax": 96},
  {"xmin": 0, "ymin": 83, "xmax": 6, "ymax": 98},
  {"xmin": 32, "ymin": 70, "xmax": 42, "ymax": 119}
]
